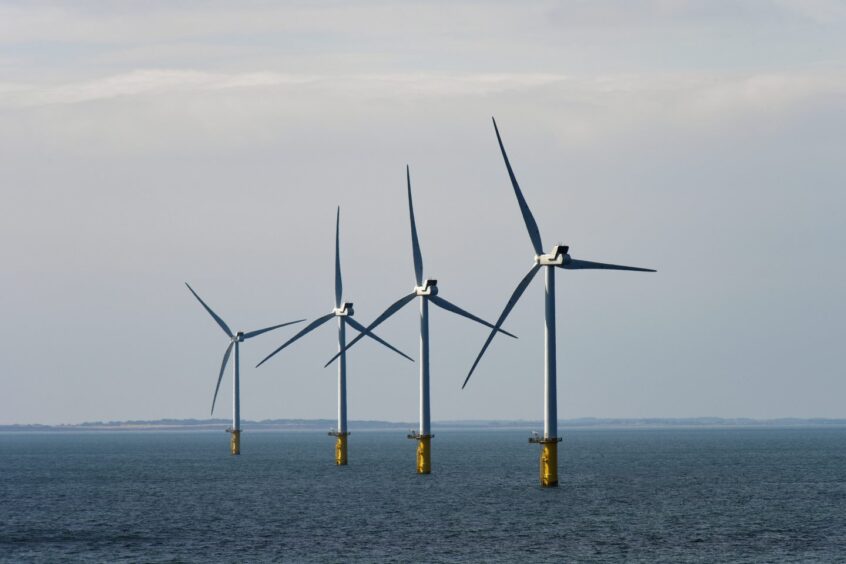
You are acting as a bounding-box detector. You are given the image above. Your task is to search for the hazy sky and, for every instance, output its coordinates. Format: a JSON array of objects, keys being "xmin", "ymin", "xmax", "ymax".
[{"xmin": 1, "ymin": 1, "xmax": 844, "ymax": 424}]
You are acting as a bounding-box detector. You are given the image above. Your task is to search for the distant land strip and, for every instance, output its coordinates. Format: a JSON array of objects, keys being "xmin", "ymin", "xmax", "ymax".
[{"xmin": 2, "ymin": 418, "xmax": 846, "ymax": 432}]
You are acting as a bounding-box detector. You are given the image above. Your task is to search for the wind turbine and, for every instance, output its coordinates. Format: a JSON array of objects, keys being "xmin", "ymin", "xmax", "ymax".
[
  {"xmin": 185, "ymin": 283, "xmax": 304, "ymax": 455},
  {"xmin": 255, "ymin": 207, "xmax": 413, "ymax": 465},
  {"xmin": 462, "ymin": 118, "xmax": 656, "ymax": 487},
  {"xmin": 325, "ymin": 166, "xmax": 516, "ymax": 474}
]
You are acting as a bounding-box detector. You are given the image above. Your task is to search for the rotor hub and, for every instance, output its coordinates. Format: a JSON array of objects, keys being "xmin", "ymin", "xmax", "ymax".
[
  {"xmin": 414, "ymin": 279, "xmax": 438, "ymax": 296},
  {"xmin": 535, "ymin": 245, "xmax": 569, "ymax": 266},
  {"xmin": 334, "ymin": 302, "xmax": 354, "ymax": 316}
]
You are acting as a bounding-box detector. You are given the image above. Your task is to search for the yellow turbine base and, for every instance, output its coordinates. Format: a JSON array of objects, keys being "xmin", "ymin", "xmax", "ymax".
[
  {"xmin": 540, "ymin": 440, "xmax": 558, "ymax": 487},
  {"xmin": 335, "ymin": 434, "xmax": 348, "ymax": 465},
  {"xmin": 416, "ymin": 435, "xmax": 432, "ymax": 474},
  {"xmin": 230, "ymin": 430, "xmax": 241, "ymax": 456}
]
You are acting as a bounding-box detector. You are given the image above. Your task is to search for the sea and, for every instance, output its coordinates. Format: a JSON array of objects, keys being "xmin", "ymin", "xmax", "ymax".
[{"xmin": 1, "ymin": 427, "xmax": 845, "ymax": 562}]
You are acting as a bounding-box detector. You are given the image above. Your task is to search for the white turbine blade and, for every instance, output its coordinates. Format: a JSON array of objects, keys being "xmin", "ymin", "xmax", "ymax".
[
  {"xmin": 561, "ymin": 259, "xmax": 656, "ymax": 272},
  {"xmin": 429, "ymin": 295, "xmax": 517, "ymax": 338},
  {"xmin": 256, "ymin": 313, "xmax": 335, "ymax": 367},
  {"xmin": 406, "ymin": 166, "xmax": 424, "ymax": 286},
  {"xmin": 463, "ymin": 264, "xmax": 541, "ymax": 389},
  {"xmin": 323, "ymin": 292, "xmax": 416, "ymax": 367},
  {"xmin": 492, "ymin": 117, "xmax": 544, "ymax": 256},
  {"xmin": 185, "ymin": 283, "xmax": 233, "ymax": 338},
  {"xmin": 211, "ymin": 341, "xmax": 234, "ymax": 415},
  {"xmin": 242, "ymin": 318, "xmax": 306, "ymax": 340},
  {"xmin": 335, "ymin": 206, "xmax": 343, "ymax": 308},
  {"xmin": 346, "ymin": 317, "xmax": 414, "ymax": 362}
]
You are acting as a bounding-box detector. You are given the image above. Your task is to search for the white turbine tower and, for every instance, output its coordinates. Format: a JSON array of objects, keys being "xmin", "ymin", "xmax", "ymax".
[
  {"xmin": 185, "ymin": 283, "xmax": 304, "ymax": 455},
  {"xmin": 462, "ymin": 118, "xmax": 656, "ymax": 487},
  {"xmin": 255, "ymin": 207, "xmax": 413, "ymax": 465},
  {"xmin": 325, "ymin": 166, "xmax": 515, "ymax": 474}
]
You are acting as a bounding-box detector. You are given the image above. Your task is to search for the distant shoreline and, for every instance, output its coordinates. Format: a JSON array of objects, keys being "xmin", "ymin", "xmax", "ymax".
[{"xmin": 2, "ymin": 417, "xmax": 845, "ymax": 432}]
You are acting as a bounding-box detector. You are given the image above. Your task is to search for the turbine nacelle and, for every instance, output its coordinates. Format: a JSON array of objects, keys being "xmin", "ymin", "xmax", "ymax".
[
  {"xmin": 235, "ymin": 331, "xmax": 245, "ymax": 342},
  {"xmin": 414, "ymin": 279, "xmax": 438, "ymax": 296},
  {"xmin": 535, "ymin": 245, "xmax": 570, "ymax": 266},
  {"xmin": 334, "ymin": 302, "xmax": 354, "ymax": 316}
]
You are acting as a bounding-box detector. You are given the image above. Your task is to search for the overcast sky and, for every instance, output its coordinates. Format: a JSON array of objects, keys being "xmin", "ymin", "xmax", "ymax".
[{"xmin": 1, "ymin": 1, "xmax": 844, "ymax": 424}]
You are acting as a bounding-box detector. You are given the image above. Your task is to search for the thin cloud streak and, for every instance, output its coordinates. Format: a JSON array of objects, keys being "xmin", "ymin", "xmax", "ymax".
[
  {"xmin": 3, "ymin": 69, "xmax": 844, "ymax": 112},
  {"xmin": 0, "ymin": 70, "xmax": 570, "ymax": 108},
  {"xmin": 0, "ymin": 70, "xmax": 320, "ymax": 108}
]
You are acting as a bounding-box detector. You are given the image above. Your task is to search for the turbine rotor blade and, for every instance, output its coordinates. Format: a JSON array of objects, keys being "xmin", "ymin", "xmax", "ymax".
[
  {"xmin": 346, "ymin": 317, "xmax": 414, "ymax": 362},
  {"xmin": 211, "ymin": 341, "xmax": 234, "ymax": 415},
  {"xmin": 561, "ymin": 259, "xmax": 656, "ymax": 272},
  {"xmin": 407, "ymin": 166, "xmax": 424, "ymax": 286},
  {"xmin": 324, "ymin": 292, "xmax": 417, "ymax": 367},
  {"xmin": 185, "ymin": 283, "xmax": 233, "ymax": 338},
  {"xmin": 335, "ymin": 206, "xmax": 343, "ymax": 308},
  {"xmin": 429, "ymin": 295, "xmax": 517, "ymax": 339},
  {"xmin": 462, "ymin": 264, "xmax": 541, "ymax": 389},
  {"xmin": 242, "ymin": 318, "xmax": 306, "ymax": 340},
  {"xmin": 492, "ymin": 117, "xmax": 544, "ymax": 256},
  {"xmin": 256, "ymin": 313, "xmax": 336, "ymax": 367}
]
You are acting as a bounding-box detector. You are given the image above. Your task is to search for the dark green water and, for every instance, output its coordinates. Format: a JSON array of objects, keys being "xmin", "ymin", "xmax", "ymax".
[{"xmin": 1, "ymin": 428, "xmax": 845, "ymax": 562}]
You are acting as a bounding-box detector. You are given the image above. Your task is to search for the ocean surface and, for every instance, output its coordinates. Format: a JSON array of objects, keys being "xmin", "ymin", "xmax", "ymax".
[{"xmin": 1, "ymin": 427, "xmax": 845, "ymax": 562}]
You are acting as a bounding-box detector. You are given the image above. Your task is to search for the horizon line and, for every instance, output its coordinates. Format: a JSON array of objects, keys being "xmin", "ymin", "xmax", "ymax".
[{"xmin": 3, "ymin": 416, "xmax": 846, "ymax": 429}]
